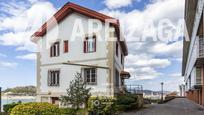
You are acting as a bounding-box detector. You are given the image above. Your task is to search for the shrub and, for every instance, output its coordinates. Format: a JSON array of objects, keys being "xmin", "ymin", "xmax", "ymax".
[
  {"xmin": 10, "ymin": 102, "xmax": 60, "ymax": 115},
  {"xmin": 116, "ymin": 94, "xmax": 143, "ymax": 111},
  {"xmin": 116, "ymin": 95, "xmax": 136, "ymax": 105},
  {"xmin": 88, "ymin": 96, "xmax": 117, "ymax": 115},
  {"xmin": 115, "ymin": 104, "xmax": 131, "ymax": 111},
  {"xmin": 3, "ymin": 101, "xmax": 21, "ymax": 113},
  {"xmin": 59, "ymin": 108, "xmax": 77, "ymax": 115},
  {"xmin": 59, "ymin": 108, "xmax": 87, "ymax": 115}
]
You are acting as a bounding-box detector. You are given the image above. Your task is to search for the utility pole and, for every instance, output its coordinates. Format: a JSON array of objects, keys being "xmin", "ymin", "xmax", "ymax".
[
  {"xmin": 161, "ymin": 82, "xmax": 164, "ymax": 102},
  {"xmin": 0, "ymin": 87, "xmax": 1, "ymax": 112}
]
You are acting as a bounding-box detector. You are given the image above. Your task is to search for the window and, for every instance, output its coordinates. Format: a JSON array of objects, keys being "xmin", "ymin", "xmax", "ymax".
[
  {"xmin": 121, "ymin": 54, "xmax": 123, "ymax": 65},
  {"xmin": 115, "ymin": 69, "xmax": 119, "ymax": 87},
  {"xmin": 84, "ymin": 35, "xmax": 96, "ymax": 53},
  {"xmin": 84, "ymin": 68, "xmax": 96, "ymax": 85},
  {"xmin": 50, "ymin": 41, "xmax": 60, "ymax": 57},
  {"xmin": 116, "ymin": 43, "xmax": 118, "ymax": 57},
  {"xmin": 64, "ymin": 40, "xmax": 69, "ymax": 53},
  {"xmin": 48, "ymin": 70, "xmax": 60, "ymax": 86},
  {"xmin": 199, "ymin": 38, "xmax": 204, "ymax": 57},
  {"xmin": 196, "ymin": 68, "xmax": 202, "ymax": 85}
]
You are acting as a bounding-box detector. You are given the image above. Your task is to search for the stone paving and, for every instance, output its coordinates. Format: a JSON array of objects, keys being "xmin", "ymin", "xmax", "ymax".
[{"xmin": 121, "ymin": 98, "xmax": 204, "ymax": 115}]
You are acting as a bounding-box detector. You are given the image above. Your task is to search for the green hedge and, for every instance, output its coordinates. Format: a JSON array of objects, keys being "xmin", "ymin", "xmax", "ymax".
[
  {"xmin": 10, "ymin": 102, "xmax": 60, "ymax": 115},
  {"xmin": 116, "ymin": 94, "xmax": 143, "ymax": 111},
  {"xmin": 59, "ymin": 108, "xmax": 80, "ymax": 115},
  {"xmin": 59, "ymin": 108, "xmax": 87, "ymax": 115},
  {"xmin": 88, "ymin": 96, "xmax": 117, "ymax": 115},
  {"xmin": 3, "ymin": 102, "xmax": 21, "ymax": 113}
]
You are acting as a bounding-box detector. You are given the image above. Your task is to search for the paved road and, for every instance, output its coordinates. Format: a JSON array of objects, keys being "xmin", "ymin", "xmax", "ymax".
[{"xmin": 121, "ymin": 98, "xmax": 204, "ymax": 115}]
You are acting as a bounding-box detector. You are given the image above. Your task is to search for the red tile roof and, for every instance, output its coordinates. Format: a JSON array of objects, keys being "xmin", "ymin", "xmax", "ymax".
[{"xmin": 31, "ymin": 2, "xmax": 128, "ymax": 55}]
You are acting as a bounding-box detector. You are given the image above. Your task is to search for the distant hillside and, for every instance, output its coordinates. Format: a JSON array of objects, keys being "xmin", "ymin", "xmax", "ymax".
[
  {"xmin": 3, "ymin": 86, "xmax": 36, "ymax": 96},
  {"xmin": 143, "ymin": 90, "xmax": 171, "ymax": 95}
]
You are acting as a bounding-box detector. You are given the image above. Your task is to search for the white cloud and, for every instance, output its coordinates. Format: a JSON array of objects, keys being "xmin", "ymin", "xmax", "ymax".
[
  {"xmin": 135, "ymin": 59, "xmax": 171, "ymax": 68},
  {"xmin": 101, "ymin": 0, "xmax": 184, "ymax": 85},
  {"xmin": 126, "ymin": 67, "xmax": 162, "ymax": 80},
  {"xmin": 101, "ymin": 0, "xmax": 185, "ymax": 42},
  {"xmin": 150, "ymin": 40, "xmax": 183, "ymax": 58},
  {"xmin": 16, "ymin": 53, "xmax": 36, "ymax": 60},
  {"xmin": 0, "ymin": 1, "xmax": 57, "ymax": 52},
  {"xmin": 168, "ymin": 73, "xmax": 182, "ymax": 77},
  {"xmin": 126, "ymin": 54, "xmax": 171, "ymax": 68},
  {"xmin": 104, "ymin": 0, "xmax": 134, "ymax": 9},
  {"xmin": 164, "ymin": 77, "xmax": 184, "ymax": 91},
  {"xmin": 0, "ymin": 61, "xmax": 18, "ymax": 68}
]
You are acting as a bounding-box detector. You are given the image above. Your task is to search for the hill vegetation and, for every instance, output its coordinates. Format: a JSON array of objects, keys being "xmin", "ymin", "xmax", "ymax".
[{"xmin": 3, "ymin": 86, "xmax": 36, "ymax": 96}]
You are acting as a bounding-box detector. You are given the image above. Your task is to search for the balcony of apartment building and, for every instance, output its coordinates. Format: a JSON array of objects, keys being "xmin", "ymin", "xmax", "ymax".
[
  {"xmin": 195, "ymin": 37, "xmax": 204, "ymax": 65},
  {"xmin": 192, "ymin": 68, "xmax": 203, "ymax": 90},
  {"xmin": 185, "ymin": 67, "xmax": 203, "ymax": 91},
  {"xmin": 195, "ymin": 14, "xmax": 204, "ymax": 66}
]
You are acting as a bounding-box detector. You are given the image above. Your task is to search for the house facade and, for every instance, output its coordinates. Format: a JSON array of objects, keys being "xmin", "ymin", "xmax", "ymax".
[
  {"xmin": 182, "ymin": 0, "xmax": 204, "ymax": 106},
  {"xmin": 31, "ymin": 2, "xmax": 130, "ymax": 105}
]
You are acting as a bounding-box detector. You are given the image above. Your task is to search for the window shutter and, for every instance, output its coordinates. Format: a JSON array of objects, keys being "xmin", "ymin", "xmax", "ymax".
[
  {"xmin": 53, "ymin": 45, "xmax": 56, "ymax": 56},
  {"xmin": 50, "ymin": 46, "xmax": 53, "ymax": 57},
  {"xmin": 116, "ymin": 43, "xmax": 118, "ymax": 57},
  {"xmin": 94, "ymin": 37, "xmax": 96, "ymax": 52},
  {"xmin": 48, "ymin": 71, "xmax": 51, "ymax": 86},
  {"xmin": 57, "ymin": 42, "xmax": 60, "ymax": 56},
  {"xmin": 83, "ymin": 68, "xmax": 86, "ymax": 84},
  {"xmin": 84, "ymin": 41, "xmax": 87, "ymax": 53},
  {"xmin": 64, "ymin": 40, "xmax": 68, "ymax": 53}
]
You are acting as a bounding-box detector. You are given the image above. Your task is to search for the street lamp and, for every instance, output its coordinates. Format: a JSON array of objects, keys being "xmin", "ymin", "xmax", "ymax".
[{"xmin": 161, "ymin": 82, "xmax": 164, "ymax": 102}]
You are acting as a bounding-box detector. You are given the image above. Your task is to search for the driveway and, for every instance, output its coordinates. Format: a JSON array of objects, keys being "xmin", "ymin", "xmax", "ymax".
[{"xmin": 121, "ymin": 98, "xmax": 204, "ymax": 115}]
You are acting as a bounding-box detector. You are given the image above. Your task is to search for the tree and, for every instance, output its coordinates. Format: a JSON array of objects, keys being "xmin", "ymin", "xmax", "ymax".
[{"xmin": 60, "ymin": 72, "xmax": 91, "ymax": 109}]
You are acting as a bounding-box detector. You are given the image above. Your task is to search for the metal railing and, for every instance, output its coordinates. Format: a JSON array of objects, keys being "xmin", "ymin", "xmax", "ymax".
[
  {"xmin": 196, "ymin": 68, "xmax": 202, "ymax": 85},
  {"xmin": 125, "ymin": 84, "xmax": 143, "ymax": 94},
  {"xmin": 198, "ymin": 38, "xmax": 204, "ymax": 57}
]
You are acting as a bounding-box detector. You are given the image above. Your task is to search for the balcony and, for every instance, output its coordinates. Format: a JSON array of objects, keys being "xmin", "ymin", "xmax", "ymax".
[
  {"xmin": 196, "ymin": 37, "xmax": 204, "ymax": 66},
  {"xmin": 193, "ymin": 68, "xmax": 203, "ymax": 89},
  {"xmin": 198, "ymin": 38, "xmax": 204, "ymax": 57}
]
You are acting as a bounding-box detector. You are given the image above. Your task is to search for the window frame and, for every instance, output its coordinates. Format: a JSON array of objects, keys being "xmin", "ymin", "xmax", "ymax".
[
  {"xmin": 48, "ymin": 69, "xmax": 60, "ymax": 87},
  {"xmin": 50, "ymin": 41, "xmax": 60, "ymax": 57},
  {"xmin": 84, "ymin": 35, "xmax": 96, "ymax": 53},
  {"xmin": 83, "ymin": 68, "xmax": 97, "ymax": 85}
]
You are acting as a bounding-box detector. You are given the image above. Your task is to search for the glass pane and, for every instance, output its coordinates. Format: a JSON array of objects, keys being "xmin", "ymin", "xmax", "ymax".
[
  {"xmin": 91, "ymin": 68, "xmax": 95, "ymax": 74},
  {"xmin": 91, "ymin": 77, "xmax": 95, "ymax": 82}
]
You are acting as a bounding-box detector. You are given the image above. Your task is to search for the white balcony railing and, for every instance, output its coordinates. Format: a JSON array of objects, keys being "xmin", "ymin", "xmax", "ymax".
[
  {"xmin": 198, "ymin": 38, "xmax": 204, "ymax": 58},
  {"xmin": 195, "ymin": 68, "xmax": 202, "ymax": 85}
]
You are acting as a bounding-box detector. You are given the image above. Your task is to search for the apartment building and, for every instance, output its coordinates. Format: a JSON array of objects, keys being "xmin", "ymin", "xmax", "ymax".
[
  {"xmin": 182, "ymin": 0, "xmax": 204, "ymax": 106},
  {"xmin": 31, "ymin": 2, "xmax": 130, "ymax": 105}
]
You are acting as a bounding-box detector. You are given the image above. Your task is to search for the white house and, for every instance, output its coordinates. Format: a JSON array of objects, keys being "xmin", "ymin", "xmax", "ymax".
[{"xmin": 31, "ymin": 2, "xmax": 130, "ymax": 105}]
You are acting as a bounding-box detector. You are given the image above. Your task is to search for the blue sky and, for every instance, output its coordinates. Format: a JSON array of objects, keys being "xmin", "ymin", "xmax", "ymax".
[{"xmin": 0, "ymin": 0, "xmax": 185, "ymax": 91}]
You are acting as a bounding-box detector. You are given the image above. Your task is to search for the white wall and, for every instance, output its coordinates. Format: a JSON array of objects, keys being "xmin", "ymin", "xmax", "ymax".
[
  {"xmin": 37, "ymin": 12, "xmax": 116, "ymax": 97},
  {"xmin": 40, "ymin": 61, "xmax": 111, "ymax": 96},
  {"xmin": 114, "ymin": 42, "xmax": 124, "ymax": 88},
  {"xmin": 38, "ymin": 13, "xmax": 108, "ymax": 65}
]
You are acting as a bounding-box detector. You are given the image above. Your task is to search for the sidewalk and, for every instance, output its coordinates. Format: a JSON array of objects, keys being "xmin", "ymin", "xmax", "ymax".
[{"xmin": 121, "ymin": 98, "xmax": 204, "ymax": 115}]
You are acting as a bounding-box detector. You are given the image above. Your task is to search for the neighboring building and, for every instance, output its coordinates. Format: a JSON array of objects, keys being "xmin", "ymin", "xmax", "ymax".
[
  {"xmin": 179, "ymin": 84, "xmax": 185, "ymax": 97},
  {"xmin": 31, "ymin": 2, "xmax": 130, "ymax": 105},
  {"xmin": 182, "ymin": 0, "xmax": 204, "ymax": 106}
]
